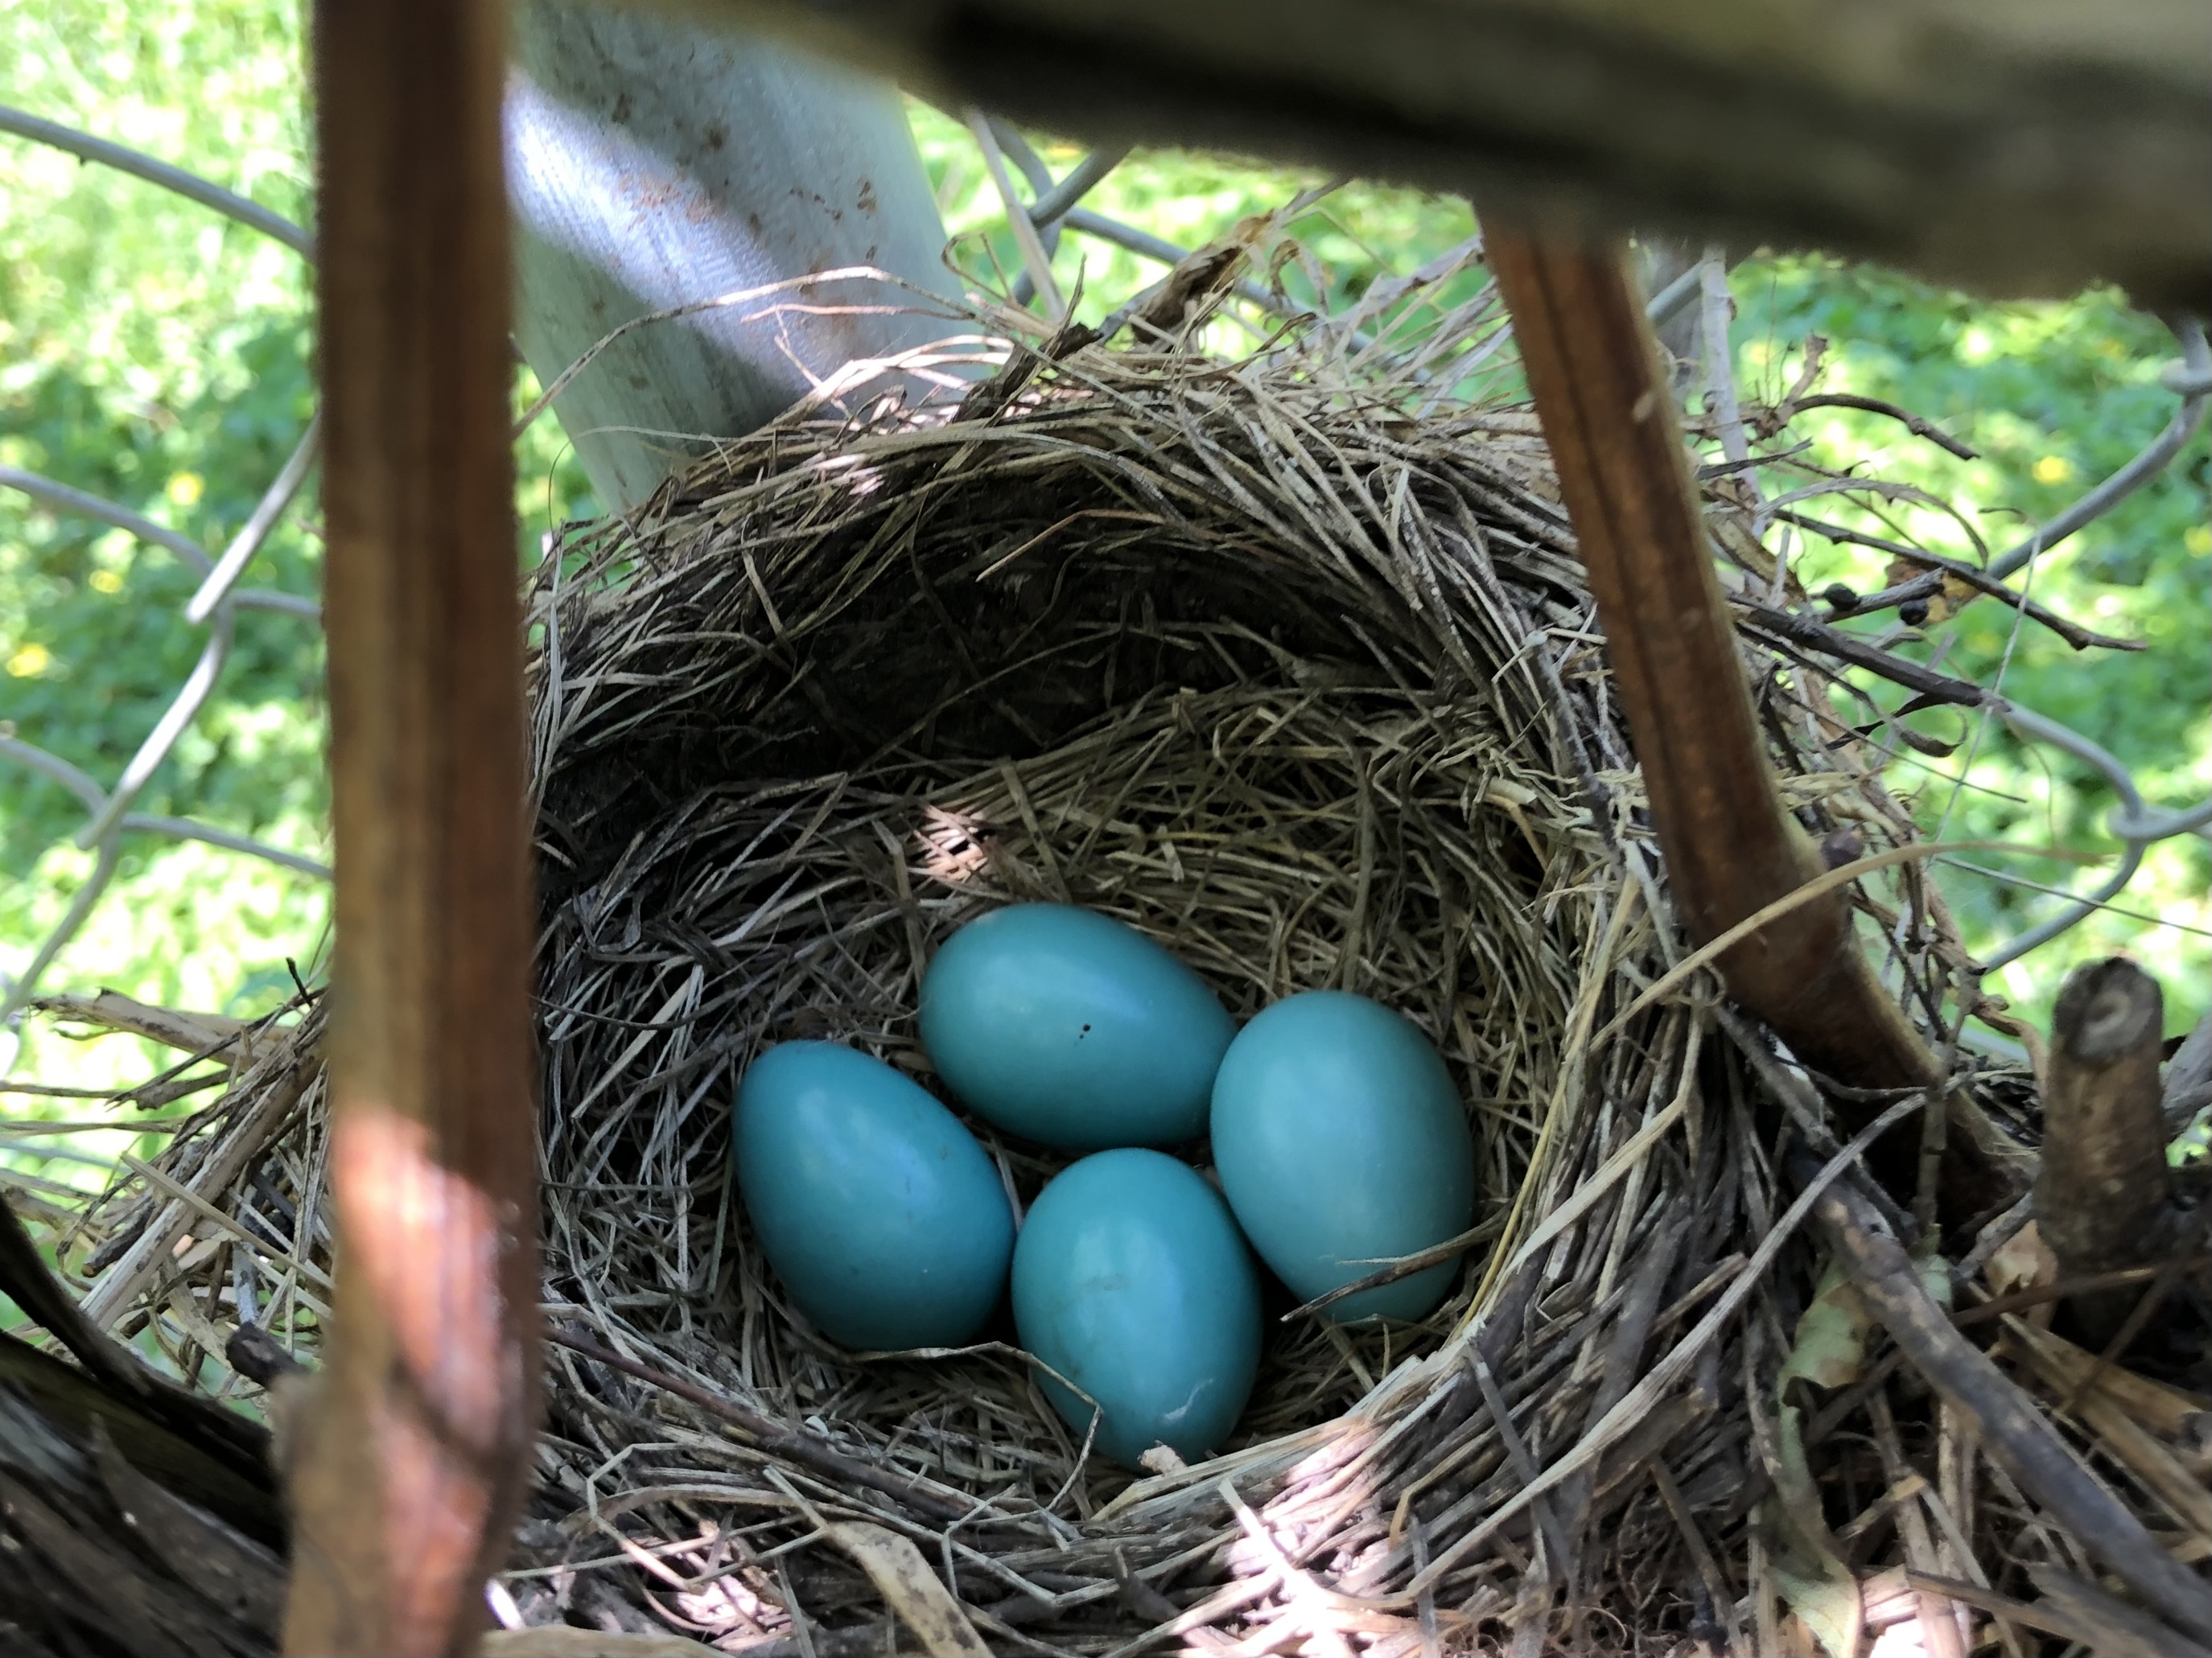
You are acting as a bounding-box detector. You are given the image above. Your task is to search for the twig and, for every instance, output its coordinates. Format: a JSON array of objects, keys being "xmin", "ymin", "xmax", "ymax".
[
  {"xmin": 1469, "ymin": 1352, "xmax": 1575, "ymax": 1583},
  {"xmin": 545, "ymin": 1328, "xmax": 970, "ymax": 1524},
  {"xmin": 1952, "ymin": 1263, "xmax": 2168, "ymax": 1327},
  {"xmin": 1284, "ymin": 1215, "xmax": 1505, "ymax": 1320},
  {"xmin": 1797, "ymin": 1155, "xmax": 2212, "ymax": 1647},
  {"xmin": 1785, "ymin": 393, "xmax": 1979, "ymax": 461},
  {"xmin": 1735, "ymin": 601, "xmax": 1990, "ymax": 706},
  {"xmin": 1905, "ymin": 1570, "xmax": 2202, "ymax": 1658},
  {"xmin": 964, "ymin": 110, "xmax": 1065, "ymax": 318},
  {"xmin": 1799, "ymin": 521, "xmax": 2141, "ymax": 652},
  {"xmin": 1849, "ymin": 318, "xmax": 2209, "ymax": 615}
]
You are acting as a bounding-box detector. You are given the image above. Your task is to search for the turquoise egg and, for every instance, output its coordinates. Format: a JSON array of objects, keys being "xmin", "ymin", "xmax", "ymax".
[
  {"xmin": 919, "ymin": 904, "xmax": 1236, "ymax": 1151},
  {"xmin": 732, "ymin": 1042, "xmax": 1014, "ymax": 1351},
  {"xmin": 1210, "ymin": 991, "xmax": 1476, "ymax": 1323},
  {"xmin": 1011, "ymin": 1149, "xmax": 1261, "ymax": 1467}
]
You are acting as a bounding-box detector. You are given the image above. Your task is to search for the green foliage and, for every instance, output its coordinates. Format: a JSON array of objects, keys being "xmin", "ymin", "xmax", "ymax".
[
  {"xmin": 908, "ymin": 103, "xmax": 1485, "ymax": 334},
  {"xmin": 1732, "ymin": 261, "xmax": 2210, "ymax": 1031},
  {"xmin": 4, "ymin": 13, "xmax": 2205, "ymax": 1149},
  {"xmin": 2, "ymin": 0, "xmax": 325, "ymax": 1109}
]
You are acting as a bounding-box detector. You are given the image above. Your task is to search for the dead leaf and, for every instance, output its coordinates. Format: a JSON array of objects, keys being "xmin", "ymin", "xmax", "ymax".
[
  {"xmin": 830, "ymin": 1521, "xmax": 989, "ymax": 1656},
  {"xmin": 1765, "ymin": 1407, "xmax": 1864, "ymax": 1658},
  {"xmin": 1780, "ymin": 1260, "xmax": 1872, "ymax": 1391},
  {"xmin": 1765, "ymin": 1272, "xmax": 1869, "ymax": 1658},
  {"xmin": 1983, "ymin": 1220, "xmax": 2059, "ymax": 1329},
  {"xmin": 1880, "ymin": 557, "xmax": 1980, "ymax": 626}
]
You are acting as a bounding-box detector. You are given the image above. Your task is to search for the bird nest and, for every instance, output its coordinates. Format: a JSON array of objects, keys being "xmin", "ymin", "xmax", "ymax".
[{"xmin": 31, "ymin": 282, "xmax": 2210, "ymax": 1657}]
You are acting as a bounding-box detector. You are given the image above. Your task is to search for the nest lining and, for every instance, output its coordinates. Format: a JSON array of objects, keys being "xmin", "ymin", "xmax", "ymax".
[
  {"xmin": 47, "ymin": 298, "xmax": 2165, "ymax": 1656},
  {"xmin": 524, "ymin": 348, "xmax": 1622, "ymax": 1477}
]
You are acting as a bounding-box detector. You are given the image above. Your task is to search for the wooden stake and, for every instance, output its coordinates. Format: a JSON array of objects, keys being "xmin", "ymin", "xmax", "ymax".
[{"xmin": 282, "ymin": 2, "xmax": 542, "ymax": 1651}]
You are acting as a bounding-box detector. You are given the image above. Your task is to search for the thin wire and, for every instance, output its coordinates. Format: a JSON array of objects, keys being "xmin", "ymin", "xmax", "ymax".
[
  {"xmin": 0, "ymin": 464, "xmax": 318, "ymax": 620},
  {"xmin": 75, "ymin": 611, "xmax": 236, "ymax": 848},
  {"xmin": 1, "ymin": 101, "xmax": 327, "ymax": 1039},
  {"xmin": 185, "ymin": 413, "xmax": 321, "ymax": 623},
  {"xmin": 1935, "ymin": 860, "xmax": 2212, "ymax": 941},
  {"xmin": 0, "ymin": 837, "xmax": 123, "ymax": 1026},
  {"xmin": 1853, "ymin": 319, "xmax": 2210, "ymax": 615}
]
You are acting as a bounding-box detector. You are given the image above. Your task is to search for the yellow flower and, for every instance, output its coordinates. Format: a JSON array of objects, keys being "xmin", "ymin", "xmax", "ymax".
[
  {"xmin": 2189, "ymin": 525, "xmax": 2212, "ymax": 557},
  {"xmin": 7, "ymin": 643, "xmax": 51, "ymax": 677},
  {"xmin": 2032, "ymin": 455, "xmax": 2073, "ymax": 485},
  {"xmin": 89, "ymin": 568, "xmax": 124, "ymax": 594},
  {"xmin": 166, "ymin": 471, "xmax": 205, "ymax": 507}
]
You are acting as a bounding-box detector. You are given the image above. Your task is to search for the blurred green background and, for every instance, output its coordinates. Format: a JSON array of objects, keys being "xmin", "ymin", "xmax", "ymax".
[{"xmin": 4, "ymin": 2, "xmax": 2207, "ymax": 1178}]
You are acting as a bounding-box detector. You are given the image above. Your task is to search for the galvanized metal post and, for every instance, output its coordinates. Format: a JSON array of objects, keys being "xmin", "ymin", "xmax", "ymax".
[{"xmin": 507, "ymin": 0, "xmax": 960, "ymax": 510}]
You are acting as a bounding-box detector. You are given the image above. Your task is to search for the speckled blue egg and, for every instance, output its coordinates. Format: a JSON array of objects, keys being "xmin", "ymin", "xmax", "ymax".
[
  {"xmin": 733, "ymin": 1042, "xmax": 1014, "ymax": 1351},
  {"xmin": 919, "ymin": 904, "xmax": 1236, "ymax": 1151},
  {"xmin": 1011, "ymin": 1149, "xmax": 1261, "ymax": 1467},
  {"xmin": 1210, "ymin": 991, "xmax": 1476, "ymax": 1323}
]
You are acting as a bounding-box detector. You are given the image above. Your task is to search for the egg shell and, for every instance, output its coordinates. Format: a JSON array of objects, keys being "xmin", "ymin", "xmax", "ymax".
[
  {"xmin": 732, "ymin": 1041, "xmax": 1015, "ymax": 1351},
  {"xmin": 1210, "ymin": 990, "xmax": 1476, "ymax": 1323},
  {"xmin": 919, "ymin": 903, "xmax": 1236, "ymax": 1151},
  {"xmin": 1011, "ymin": 1148, "xmax": 1262, "ymax": 1467}
]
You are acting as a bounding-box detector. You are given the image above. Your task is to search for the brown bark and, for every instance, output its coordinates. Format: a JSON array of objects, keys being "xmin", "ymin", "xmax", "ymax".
[
  {"xmin": 698, "ymin": 0, "xmax": 2212, "ymax": 311},
  {"xmin": 2038, "ymin": 959, "xmax": 2174, "ymax": 1346},
  {"xmin": 281, "ymin": 1, "xmax": 543, "ymax": 1652}
]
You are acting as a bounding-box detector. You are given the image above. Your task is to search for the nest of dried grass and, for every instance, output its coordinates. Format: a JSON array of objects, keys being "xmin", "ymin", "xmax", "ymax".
[{"xmin": 39, "ymin": 283, "xmax": 2210, "ymax": 1656}]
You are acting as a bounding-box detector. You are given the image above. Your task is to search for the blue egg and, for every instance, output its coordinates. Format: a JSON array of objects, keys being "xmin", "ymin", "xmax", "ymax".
[
  {"xmin": 1011, "ymin": 1149, "xmax": 1261, "ymax": 1467},
  {"xmin": 1210, "ymin": 991, "xmax": 1476, "ymax": 1323},
  {"xmin": 919, "ymin": 904, "xmax": 1236, "ymax": 1151},
  {"xmin": 732, "ymin": 1042, "xmax": 1014, "ymax": 1351}
]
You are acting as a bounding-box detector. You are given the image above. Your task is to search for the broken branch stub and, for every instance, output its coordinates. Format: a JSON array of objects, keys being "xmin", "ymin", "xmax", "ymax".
[
  {"xmin": 2038, "ymin": 958, "xmax": 2174, "ymax": 1345},
  {"xmin": 1801, "ymin": 1158, "xmax": 2212, "ymax": 1650}
]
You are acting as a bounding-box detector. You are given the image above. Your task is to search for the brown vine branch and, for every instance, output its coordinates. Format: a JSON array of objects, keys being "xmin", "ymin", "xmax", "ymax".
[
  {"xmin": 279, "ymin": 0, "xmax": 542, "ymax": 1650},
  {"xmin": 1484, "ymin": 228, "xmax": 2021, "ymax": 1212},
  {"xmin": 1783, "ymin": 393, "xmax": 1980, "ymax": 461}
]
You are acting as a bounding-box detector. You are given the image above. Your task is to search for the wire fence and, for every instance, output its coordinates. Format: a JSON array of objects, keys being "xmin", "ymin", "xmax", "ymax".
[{"xmin": 3, "ymin": 93, "xmax": 2208, "ymax": 1076}]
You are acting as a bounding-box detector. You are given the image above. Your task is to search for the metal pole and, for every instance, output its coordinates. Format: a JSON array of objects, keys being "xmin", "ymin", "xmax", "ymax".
[{"xmin": 507, "ymin": 0, "xmax": 960, "ymax": 509}]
